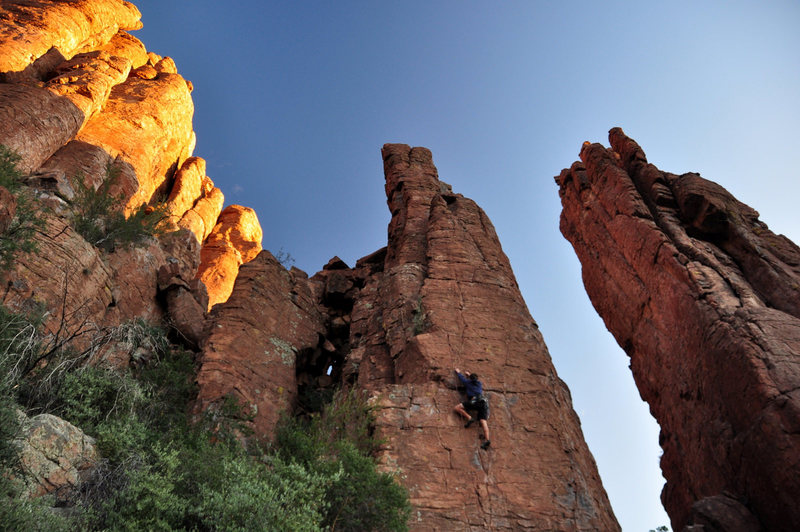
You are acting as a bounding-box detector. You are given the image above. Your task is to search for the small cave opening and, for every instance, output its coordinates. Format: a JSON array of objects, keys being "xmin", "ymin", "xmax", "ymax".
[{"xmin": 294, "ymin": 317, "xmax": 352, "ymax": 417}]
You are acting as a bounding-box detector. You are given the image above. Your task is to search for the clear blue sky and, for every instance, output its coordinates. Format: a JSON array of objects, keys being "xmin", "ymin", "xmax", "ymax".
[{"xmin": 133, "ymin": 2, "xmax": 800, "ymax": 530}]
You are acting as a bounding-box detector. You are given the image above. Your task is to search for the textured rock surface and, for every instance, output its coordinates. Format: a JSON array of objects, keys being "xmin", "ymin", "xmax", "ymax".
[
  {"xmin": 42, "ymin": 54, "xmax": 196, "ymax": 211},
  {"xmin": 0, "ymin": 0, "xmax": 255, "ymax": 361},
  {"xmin": 16, "ymin": 412, "xmax": 99, "ymax": 498},
  {"xmin": 1, "ymin": 214, "xmax": 114, "ymax": 343},
  {"xmin": 0, "ymin": 0, "xmax": 142, "ymax": 77},
  {"xmin": 359, "ymin": 145, "xmax": 617, "ymax": 530},
  {"xmin": 197, "ymin": 145, "xmax": 619, "ymax": 531},
  {"xmin": 194, "ymin": 251, "xmax": 325, "ymax": 438},
  {"xmin": 556, "ymin": 128, "xmax": 800, "ymax": 531},
  {"xmin": 2, "ymin": 3, "xmax": 621, "ymax": 529},
  {"xmin": 196, "ymin": 205, "xmax": 263, "ymax": 309},
  {"xmin": 166, "ymin": 156, "xmax": 225, "ymax": 242}
]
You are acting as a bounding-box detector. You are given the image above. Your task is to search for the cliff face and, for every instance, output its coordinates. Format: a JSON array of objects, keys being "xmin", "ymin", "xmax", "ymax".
[
  {"xmin": 197, "ymin": 145, "xmax": 620, "ymax": 531},
  {"xmin": 0, "ymin": 0, "xmax": 260, "ymax": 350},
  {"xmin": 556, "ymin": 128, "xmax": 800, "ymax": 531}
]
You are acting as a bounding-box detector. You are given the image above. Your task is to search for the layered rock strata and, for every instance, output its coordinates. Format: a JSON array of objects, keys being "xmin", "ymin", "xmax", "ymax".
[
  {"xmin": 197, "ymin": 145, "xmax": 619, "ymax": 531},
  {"xmin": 556, "ymin": 128, "xmax": 800, "ymax": 531}
]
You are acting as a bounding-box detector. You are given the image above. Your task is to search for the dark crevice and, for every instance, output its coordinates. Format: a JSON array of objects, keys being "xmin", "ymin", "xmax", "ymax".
[{"xmin": 295, "ymin": 267, "xmax": 362, "ymax": 417}]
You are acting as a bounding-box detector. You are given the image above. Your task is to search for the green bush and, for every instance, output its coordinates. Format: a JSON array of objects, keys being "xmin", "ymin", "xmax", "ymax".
[
  {"xmin": 197, "ymin": 453, "xmax": 331, "ymax": 532},
  {"xmin": 0, "ymin": 309, "xmax": 411, "ymax": 531},
  {"xmin": 0, "ymin": 145, "xmax": 44, "ymax": 271},
  {"xmin": 70, "ymin": 166, "xmax": 168, "ymax": 252},
  {"xmin": 275, "ymin": 389, "xmax": 411, "ymax": 532},
  {"xmin": 326, "ymin": 441, "xmax": 411, "ymax": 532}
]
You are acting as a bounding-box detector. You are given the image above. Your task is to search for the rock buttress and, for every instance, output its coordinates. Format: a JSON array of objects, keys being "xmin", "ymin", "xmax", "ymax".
[
  {"xmin": 556, "ymin": 128, "xmax": 800, "ymax": 531},
  {"xmin": 193, "ymin": 251, "xmax": 325, "ymax": 437},
  {"xmin": 354, "ymin": 145, "xmax": 618, "ymax": 530}
]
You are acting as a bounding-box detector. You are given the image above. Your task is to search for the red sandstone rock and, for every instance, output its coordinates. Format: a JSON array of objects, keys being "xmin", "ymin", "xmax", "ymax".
[
  {"xmin": 1, "ymin": 214, "xmax": 114, "ymax": 345},
  {"xmin": 165, "ymin": 157, "xmax": 225, "ymax": 242},
  {"xmin": 177, "ymin": 178, "xmax": 224, "ymax": 242},
  {"xmin": 44, "ymin": 57, "xmax": 196, "ymax": 211},
  {"xmin": 196, "ymin": 205, "xmax": 263, "ymax": 309},
  {"xmin": 194, "ymin": 251, "xmax": 326, "ymax": 438},
  {"xmin": 0, "ymin": 186, "xmax": 17, "ymax": 234},
  {"xmin": 556, "ymin": 128, "xmax": 800, "ymax": 531},
  {"xmin": 167, "ymin": 157, "xmax": 204, "ymax": 218},
  {"xmin": 351, "ymin": 145, "xmax": 618, "ymax": 530},
  {"xmin": 0, "ymin": 1, "xmax": 146, "ymax": 174},
  {"xmin": 0, "ymin": 83, "xmax": 85, "ymax": 174}
]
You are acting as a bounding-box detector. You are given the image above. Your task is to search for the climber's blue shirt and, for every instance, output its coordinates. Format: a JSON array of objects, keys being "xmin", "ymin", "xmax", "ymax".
[{"xmin": 456, "ymin": 372, "xmax": 483, "ymax": 398}]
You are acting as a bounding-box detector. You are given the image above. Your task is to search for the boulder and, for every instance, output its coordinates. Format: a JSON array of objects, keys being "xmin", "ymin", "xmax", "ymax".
[{"xmin": 16, "ymin": 412, "xmax": 99, "ymax": 498}]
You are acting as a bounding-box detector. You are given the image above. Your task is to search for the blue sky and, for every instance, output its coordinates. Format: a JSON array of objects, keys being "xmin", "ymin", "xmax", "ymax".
[{"xmin": 134, "ymin": 2, "xmax": 800, "ymax": 529}]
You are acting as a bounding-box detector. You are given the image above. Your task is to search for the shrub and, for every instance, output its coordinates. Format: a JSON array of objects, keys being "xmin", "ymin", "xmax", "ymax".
[
  {"xmin": 275, "ymin": 389, "xmax": 411, "ymax": 532},
  {"xmin": 326, "ymin": 441, "xmax": 411, "ymax": 532},
  {"xmin": 197, "ymin": 453, "xmax": 331, "ymax": 532},
  {"xmin": 70, "ymin": 165, "xmax": 169, "ymax": 252},
  {"xmin": 0, "ymin": 308, "xmax": 411, "ymax": 531},
  {"xmin": 0, "ymin": 304, "xmax": 44, "ymax": 394},
  {"xmin": 0, "ymin": 145, "xmax": 44, "ymax": 271}
]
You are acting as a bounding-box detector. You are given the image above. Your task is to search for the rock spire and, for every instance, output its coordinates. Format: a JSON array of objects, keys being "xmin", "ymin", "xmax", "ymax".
[{"xmin": 556, "ymin": 128, "xmax": 800, "ymax": 531}]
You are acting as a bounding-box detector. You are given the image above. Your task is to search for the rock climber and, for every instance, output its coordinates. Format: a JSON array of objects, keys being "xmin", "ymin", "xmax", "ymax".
[{"xmin": 453, "ymin": 367, "xmax": 491, "ymax": 449}]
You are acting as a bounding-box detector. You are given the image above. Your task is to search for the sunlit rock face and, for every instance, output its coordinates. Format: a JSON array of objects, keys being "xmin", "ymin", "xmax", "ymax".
[
  {"xmin": 0, "ymin": 0, "xmax": 143, "ymax": 77},
  {"xmin": 0, "ymin": 0, "xmax": 261, "ymax": 344},
  {"xmin": 197, "ymin": 144, "xmax": 620, "ymax": 531},
  {"xmin": 556, "ymin": 128, "xmax": 800, "ymax": 532},
  {"xmin": 196, "ymin": 205, "xmax": 263, "ymax": 310}
]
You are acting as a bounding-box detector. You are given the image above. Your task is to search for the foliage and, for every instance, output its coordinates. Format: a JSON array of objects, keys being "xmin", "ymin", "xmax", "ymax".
[
  {"xmin": 0, "ymin": 307, "xmax": 411, "ymax": 531},
  {"xmin": 0, "ymin": 145, "xmax": 44, "ymax": 271},
  {"xmin": 275, "ymin": 388, "xmax": 411, "ymax": 532},
  {"xmin": 0, "ymin": 304, "xmax": 45, "ymax": 395},
  {"xmin": 70, "ymin": 166, "xmax": 168, "ymax": 252},
  {"xmin": 197, "ymin": 453, "xmax": 331, "ymax": 532},
  {"xmin": 274, "ymin": 246, "xmax": 296, "ymax": 268}
]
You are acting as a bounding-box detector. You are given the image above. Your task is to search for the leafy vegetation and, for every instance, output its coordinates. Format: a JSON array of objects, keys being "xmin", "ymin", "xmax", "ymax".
[
  {"xmin": 0, "ymin": 145, "xmax": 44, "ymax": 270},
  {"xmin": 70, "ymin": 165, "xmax": 169, "ymax": 252},
  {"xmin": 0, "ymin": 307, "xmax": 411, "ymax": 531},
  {"xmin": 274, "ymin": 389, "xmax": 411, "ymax": 532}
]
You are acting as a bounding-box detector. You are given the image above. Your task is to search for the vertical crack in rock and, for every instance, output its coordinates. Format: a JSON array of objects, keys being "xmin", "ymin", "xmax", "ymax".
[{"xmin": 557, "ymin": 127, "xmax": 800, "ymax": 531}]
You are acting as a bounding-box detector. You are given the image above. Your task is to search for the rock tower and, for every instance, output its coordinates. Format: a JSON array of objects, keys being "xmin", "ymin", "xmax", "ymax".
[{"xmin": 557, "ymin": 128, "xmax": 800, "ymax": 531}]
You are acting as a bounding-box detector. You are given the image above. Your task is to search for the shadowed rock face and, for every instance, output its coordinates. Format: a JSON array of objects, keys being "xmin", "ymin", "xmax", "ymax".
[
  {"xmin": 556, "ymin": 128, "xmax": 800, "ymax": 532},
  {"xmin": 198, "ymin": 144, "xmax": 619, "ymax": 531}
]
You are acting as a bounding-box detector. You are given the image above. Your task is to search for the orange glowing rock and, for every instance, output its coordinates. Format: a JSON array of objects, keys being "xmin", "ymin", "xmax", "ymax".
[{"xmin": 196, "ymin": 205, "xmax": 263, "ymax": 309}]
